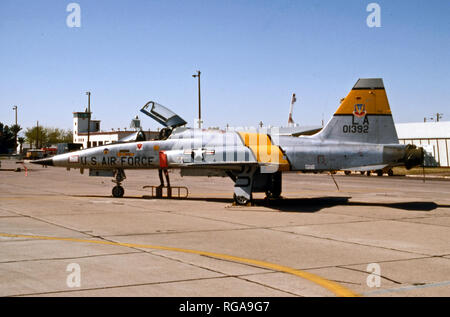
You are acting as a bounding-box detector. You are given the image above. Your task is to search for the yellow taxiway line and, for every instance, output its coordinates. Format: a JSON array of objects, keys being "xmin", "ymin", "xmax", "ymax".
[{"xmin": 0, "ymin": 232, "xmax": 359, "ymax": 297}]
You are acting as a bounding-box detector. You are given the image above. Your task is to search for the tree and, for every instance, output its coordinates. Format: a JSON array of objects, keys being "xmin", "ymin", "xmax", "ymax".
[
  {"xmin": 25, "ymin": 126, "xmax": 73, "ymax": 148},
  {"xmin": 0, "ymin": 122, "xmax": 16, "ymax": 154},
  {"xmin": 25, "ymin": 126, "xmax": 48, "ymax": 148},
  {"xmin": 18, "ymin": 137, "xmax": 25, "ymax": 154},
  {"xmin": 10, "ymin": 124, "xmax": 22, "ymax": 153},
  {"xmin": 46, "ymin": 128, "xmax": 73, "ymax": 144}
]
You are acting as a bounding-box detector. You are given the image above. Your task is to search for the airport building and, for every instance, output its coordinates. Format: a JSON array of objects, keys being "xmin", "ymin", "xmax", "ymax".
[
  {"xmin": 73, "ymin": 111, "xmax": 158, "ymax": 149},
  {"xmin": 396, "ymin": 121, "xmax": 450, "ymax": 167}
]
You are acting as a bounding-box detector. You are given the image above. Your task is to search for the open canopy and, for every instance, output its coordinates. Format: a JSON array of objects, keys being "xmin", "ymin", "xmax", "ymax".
[{"xmin": 140, "ymin": 101, "xmax": 187, "ymax": 129}]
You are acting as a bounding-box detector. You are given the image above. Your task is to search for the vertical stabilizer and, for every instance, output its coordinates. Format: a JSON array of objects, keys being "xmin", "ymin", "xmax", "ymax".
[{"xmin": 314, "ymin": 78, "xmax": 399, "ymax": 144}]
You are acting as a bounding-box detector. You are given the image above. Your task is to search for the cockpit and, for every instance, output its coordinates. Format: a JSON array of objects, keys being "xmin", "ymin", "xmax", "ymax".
[{"xmin": 140, "ymin": 101, "xmax": 187, "ymax": 140}]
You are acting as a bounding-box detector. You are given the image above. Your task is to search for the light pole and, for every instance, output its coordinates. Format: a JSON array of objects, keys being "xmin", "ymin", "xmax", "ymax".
[
  {"xmin": 86, "ymin": 91, "xmax": 91, "ymax": 148},
  {"xmin": 12, "ymin": 105, "xmax": 18, "ymax": 153},
  {"xmin": 36, "ymin": 121, "xmax": 39, "ymax": 149},
  {"xmin": 192, "ymin": 70, "xmax": 202, "ymax": 129}
]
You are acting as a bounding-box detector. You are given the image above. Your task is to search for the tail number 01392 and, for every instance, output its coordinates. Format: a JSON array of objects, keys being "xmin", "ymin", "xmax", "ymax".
[{"xmin": 343, "ymin": 125, "xmax": 369, "ymax": 133}]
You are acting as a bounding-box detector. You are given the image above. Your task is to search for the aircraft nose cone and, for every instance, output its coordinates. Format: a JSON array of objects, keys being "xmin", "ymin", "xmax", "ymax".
[{"xmin": 31, "ymin": 158, "xmax": 54, "ymax": 166}]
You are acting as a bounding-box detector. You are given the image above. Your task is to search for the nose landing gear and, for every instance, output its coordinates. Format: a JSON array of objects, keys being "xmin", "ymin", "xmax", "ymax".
[{"xmin": 112, "ymin": 169, "xmax": 126, "ymax": 198}]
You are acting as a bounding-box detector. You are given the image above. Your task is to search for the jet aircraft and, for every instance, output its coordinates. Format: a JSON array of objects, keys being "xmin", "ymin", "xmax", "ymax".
[{"xmin": 32, "ymin": 78, "xmax": 424, "ymax": 205}]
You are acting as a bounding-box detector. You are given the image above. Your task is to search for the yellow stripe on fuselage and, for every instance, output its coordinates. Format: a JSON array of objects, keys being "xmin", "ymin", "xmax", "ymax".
[
  {"xmin": 335, "ymin": 88, "xmax": 391, "ymax": 115},
  {"xmin": 238, "ymin": 132, "xmax": 290, "ymax": 171}
]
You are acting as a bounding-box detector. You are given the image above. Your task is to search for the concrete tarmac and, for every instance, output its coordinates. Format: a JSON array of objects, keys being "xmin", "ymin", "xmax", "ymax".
[{"xmin": 1, "ymin": 159, "xmax": 449, "ymax": 297}]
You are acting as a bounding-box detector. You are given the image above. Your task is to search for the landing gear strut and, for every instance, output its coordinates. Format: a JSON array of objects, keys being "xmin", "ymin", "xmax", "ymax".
[
  {"xmin": 233, "ymin": 166, "xmax": 256, "ymax": 206},
  {"xmin": 231, "ymin": 168, "xmax": 283, "ymax": 205},
  {"xmin": 112, "ymin": 169, "xmax": 126, "ymax": 198},
  {"xmin": 264, "ymin": 171, "xmax": 282, "ymax": 200}
]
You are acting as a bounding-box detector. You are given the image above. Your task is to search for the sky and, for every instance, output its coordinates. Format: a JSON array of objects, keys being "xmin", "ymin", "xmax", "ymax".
[{"xmin": 1, "ymin": 0, "xmax": 449, "ymax": 134}]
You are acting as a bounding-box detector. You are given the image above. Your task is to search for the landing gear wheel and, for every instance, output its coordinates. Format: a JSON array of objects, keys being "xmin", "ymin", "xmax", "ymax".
[
  {"xmin": 344, "ymin": 171, "xmax": 351, "ymax": 176},
  {"xmin": 112, "ymin": 185, "xmax": 124, "ymax": 198},
  {"xmin": 360, "ymin": 171, "xmax": 365, "ymax": 175},
  {"xmin": 388, "ymin": 169, "xmax": 394, "ymax": 177},
  {"xmin": 265, "ymin": 190, "xmax": 281, "ymax": 200},
  {"xmin": 376, "ymin": 170, "xmax": 383, "ymax": 177},
  {"xmin": 234, "ymin": 194, "xmax": 251, "ymax": 206},
  {"xmin": 366, "ymin": 171, "xmax": 371, "ymax": 177}
]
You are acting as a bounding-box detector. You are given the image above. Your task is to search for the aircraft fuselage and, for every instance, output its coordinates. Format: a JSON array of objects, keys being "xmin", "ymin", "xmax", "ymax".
[{"xmin": 47, "ymin": 129, "xmax": 407, "ymax": 173}]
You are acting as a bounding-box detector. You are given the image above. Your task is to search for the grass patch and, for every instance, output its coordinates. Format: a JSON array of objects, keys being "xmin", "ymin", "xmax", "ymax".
[{"xmin": 393, "ymin": 166, "xmax": 450, "ymax": 176}]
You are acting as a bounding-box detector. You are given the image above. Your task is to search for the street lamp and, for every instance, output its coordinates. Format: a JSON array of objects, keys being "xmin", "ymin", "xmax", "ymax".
[
  {"xmin": 192, "ymin": 70, "xmax": 202, "ymax": 129},
  {"xmin": 86, "ymin": 91, "xmax": 91, "ymax": 148},
  {"xmin": 12, "ymin": 105, "xmax": 18, "ymax": 153}
]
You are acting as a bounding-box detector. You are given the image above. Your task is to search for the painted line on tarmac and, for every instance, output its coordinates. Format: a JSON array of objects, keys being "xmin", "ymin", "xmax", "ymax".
[{"xmin": 0, "ymin": 232, "xmax": 359, "ymax": 297}]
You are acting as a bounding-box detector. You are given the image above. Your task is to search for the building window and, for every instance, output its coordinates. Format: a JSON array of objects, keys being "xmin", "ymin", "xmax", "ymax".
[
  {"xmin": 99, "ymin": 141, "xmax": 103, "ymax": 146},
  {"xmin": 93, "ymin": 141, "xmax": 97, "ymax": 147}
]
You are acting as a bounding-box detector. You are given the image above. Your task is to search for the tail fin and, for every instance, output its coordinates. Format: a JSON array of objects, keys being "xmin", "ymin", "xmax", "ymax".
[{"xmin": 315, "ymin": 78, "xmax": 399, "ymax": 144}]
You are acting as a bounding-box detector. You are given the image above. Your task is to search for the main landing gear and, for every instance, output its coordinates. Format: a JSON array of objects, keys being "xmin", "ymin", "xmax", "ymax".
[
  {"xmin": 231, "ymin": 168, "xmax": 282, "ymax": 206},
  {"xmin": 232, "ymin": 166, "xmax": 256, "ymax": 206},
  {"xmin": 264, "ymin": 172, "xmax": 282, "ymax": 200},
  {"xmin": 112, "ymin": 169, "xmax": 126, "ymax": 198}
]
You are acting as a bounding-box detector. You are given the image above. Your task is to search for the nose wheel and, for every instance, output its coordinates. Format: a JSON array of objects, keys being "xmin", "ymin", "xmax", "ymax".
[{"xmin": 112, "ymin": 185, "xmax": 124, "ymax": 198}]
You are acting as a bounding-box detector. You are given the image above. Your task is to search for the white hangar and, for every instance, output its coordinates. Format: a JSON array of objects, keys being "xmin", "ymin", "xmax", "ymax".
[{"xmin": 395, "ymin": 121, "xmax": 450, "ymax": 167}]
